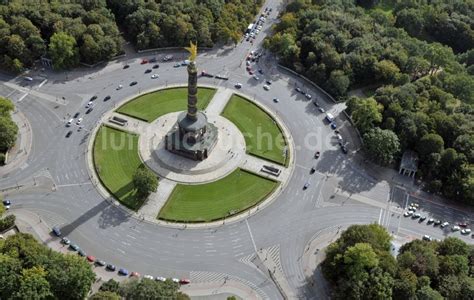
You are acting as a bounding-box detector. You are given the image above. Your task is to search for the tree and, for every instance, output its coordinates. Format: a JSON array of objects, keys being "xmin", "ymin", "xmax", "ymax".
[
  {"xmin": 393, "ymin": 269, "xmax": 417, "ymax": 299},
  {"xmin": 325, "ymin": 70, "xmax": 350, "ymax": 98},
  {"xmin": 374, "ymin": 60, "xmax": 400, "ymax": 83},
  {"xmin": 416, "ymin": 286, "xmax": 444, "ymax": 300},
  {"xmin": 0, "ymin": 254, "xmax": 22, "ymax": 299},
  {"xmin": 438, "ymin": 237, "xmax": 470, "ymax": 256},
  {"xmin": 343, "ymin": 243, "xmax": 379, "ymax": 277},
  {"xmin": 99, "ymin": 279, "xmax": 120, "ymax": 294},
  {"xmin": 363, "ymin": 128, "xmax": 400, "ymax": 165},
  {"xmin": 13, "ymin": 267, "xmax": 52, "ymax": 300},
  {"xmin": 0, "ymin": 116, "xmax": 18, "ymax": 151},
  {"xmin": 89, "ymin": 291, "xmax": 121, "ymax": 300},
  {"xmin": 133, "ymin": 166, "xmax": 158, "ymax": 198},
  {"xmin": 48, "ymin": 32, "xmax": 78, "ymax": 70},
  {"xmin": 417, "ymin": 133, "xmax": 444, "ymax": 160},
  {"xmin": 347, "ymin": 97, "xmax": 383, "ymax": 133},
  {"xmin": 120, "ymin": 278, "xmax": 181, "ymax": 299},
  {"xmin": 0, "ymin": 97, "xmax": 14, "ymax": 116}
]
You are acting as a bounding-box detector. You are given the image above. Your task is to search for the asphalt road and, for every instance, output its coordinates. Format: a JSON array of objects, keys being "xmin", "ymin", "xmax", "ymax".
[{"xmin": 1, "ymin": 0, "xmax": 472, "ymax": 299}]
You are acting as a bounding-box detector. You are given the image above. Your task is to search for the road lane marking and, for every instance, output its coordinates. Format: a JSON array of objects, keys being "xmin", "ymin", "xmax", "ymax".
[
  {"xmin": 245, "ymin": 219, "xmax": 258, "ymax": 252},
  {"xmin": 378, "ymin": 208, "xmax": 383, "ymax": 225},
  {"xmin": 205, "ymin": 249, "xmax": 216, "ymax": 253}
]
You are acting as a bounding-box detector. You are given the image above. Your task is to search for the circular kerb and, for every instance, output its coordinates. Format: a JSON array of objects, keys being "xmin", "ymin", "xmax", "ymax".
[{"xmin": 139, "ymin": 111, "xmax": 246, "ymax": 184}]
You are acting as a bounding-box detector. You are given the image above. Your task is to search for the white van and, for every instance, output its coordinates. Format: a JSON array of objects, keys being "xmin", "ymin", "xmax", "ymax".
[
  {"xmin": 325, "ymin": 113, "xmax": 335, "ymax": 122},
  {"xmin": 66, "ymin": 119, "xmax": 73, "ymax": 127}
]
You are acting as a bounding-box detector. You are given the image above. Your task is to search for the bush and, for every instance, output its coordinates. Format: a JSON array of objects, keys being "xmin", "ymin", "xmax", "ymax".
[
  {"xmin": 0, "ymin": 214, "xmax": 16, "ymax": 231},
  {"xmin": 0, "ymin": 152, "xmax": 5, "ymax": 165}
]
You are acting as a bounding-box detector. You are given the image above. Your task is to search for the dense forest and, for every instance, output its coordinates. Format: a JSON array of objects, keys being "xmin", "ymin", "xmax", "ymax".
[
  {"xmin": 106, "ymin": 0, "xmax": 262, "ymax": 49},
  {"xmin": 0, "ymin": 97, "xmax": 18, "ymax": 165},
  {"xmin": 267, "ymin": 0, "xmax": 473, "ymax": 204},
  {"xmin": 0, "ymin": 0, "xmax": 262, "ymax": 71},
  {"xmin": 322, "ymin": 224, "xmax": 474, "ymax": 300}
]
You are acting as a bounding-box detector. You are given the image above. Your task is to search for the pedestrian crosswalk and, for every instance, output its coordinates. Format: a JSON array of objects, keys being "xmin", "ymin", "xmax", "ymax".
[{"xmin": 190, "ymin": 271, "xmax": 269, "ymax": 299}]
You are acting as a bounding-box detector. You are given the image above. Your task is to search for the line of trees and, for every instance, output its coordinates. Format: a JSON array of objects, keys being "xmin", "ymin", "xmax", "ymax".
[
  {"xmin": 321, "ymin": 224, "xmax": 474, "ymax": 300},
  {"xmin": 266, "ymin": 0, "xmax": 473, "ymax": 204},
  {"xmin": 0, "ymin": 97, "xmax": 18, "ymax": 165}
]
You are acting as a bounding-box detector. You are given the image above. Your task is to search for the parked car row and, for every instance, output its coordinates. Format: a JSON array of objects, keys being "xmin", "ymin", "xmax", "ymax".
[{"xmin": 52, "ymin": 227, "xmax": 190, "ymax": 284}]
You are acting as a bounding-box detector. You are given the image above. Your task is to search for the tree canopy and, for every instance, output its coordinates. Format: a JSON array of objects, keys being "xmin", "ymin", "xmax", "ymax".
[
  {"xmin": 0, "ymin": 97, "xmax": 18, "ymax": 154},
  {"xmin": 322, "ymin": 224, "xmax": 474, "ymax": 300}
]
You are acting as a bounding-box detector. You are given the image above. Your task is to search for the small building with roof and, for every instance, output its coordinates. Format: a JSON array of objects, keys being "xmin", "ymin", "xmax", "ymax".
[{"xmin": 399, "ymin": 150, "xmax": 418, "ymax": 178}]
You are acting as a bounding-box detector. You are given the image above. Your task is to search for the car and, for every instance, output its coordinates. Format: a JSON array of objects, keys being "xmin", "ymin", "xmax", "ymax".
[
  {"xmin": 145, "ymin": 69, "xmax": 152, "ymax": 74},
  {"xmin": 163, "ymin": 55, "xmax": 173, "ymax": 61},
  {"xmin": 85, "ymin": 107, "xmax": 93, "ymax": 114},
  {"xmin": 341, "ymin": 145, "xmax": 348, "ymax": 154},
  {"xmin": 116, "ymin": 85, "xmax": 122, "ymax": 90},
  {"xmin": 61, "ymin": 237, "xmax": 70, "ymax": 245},
  {"xmin": 78, "ymin": 249, "xmax": 86, "ymax": 257},
  {"xmin": 73, "ymin": 112, "xmax": 80, "ymax": 118},
  {"xmin": 235, "ymin": 83, "xmax": 242, "ymax": 89},
  {"xmin": 330, "ymin": 122, "xmax": 337, "ymax": 129},
  {"xmin": 78, "ymin": 126, "xmax": 83, "ymax": 132},
  {"xmin": 314, "ymin": 151, "xmax": 320, "ymax": 159},
  {"xmin": 151, "ymin": 74, "xmax": 159, "ymax": 79},
  {"xmin": 303, "ymin": 182, "xmax": 310, "ymax": 190},
  {"xmin": 76, "ymin": 118, "xmax": 83, "ymax": 125},
  {"xmin": 452, "ymin": 225, "xmax": 461, "ymax": 231},
  {"xmin": 172, "ymin": 278, "xmax": 180, "ymax": 283},
  {"xmin": 215, "ymin": 75, "xmax": 229, "ymax": 80},
  {"xmin": 69, "ymin": 244, "xmax": 80, "ymax": 251},
  {"xmin": 458, "ymin": 222, "xmax": 469, "ymax": 228},
  {"xmin": 441, "ymin": 222, "xmax": 449, "ymax": 228},
  {"xmin": 305, "ymin": 93, "xmax": 312, "ymax": 99},
  {"xmin": 258, "ymin": 69, "xmax": 264, "ymax": 74},
  {"xmin": 422, "ymin": 235, "xmax": 432, "ymax": 241},
  {"xmin": 65, "ymin": 131, "xmax": 73, "ymax": 138},
  {"xmin": 404, "ymin": 211, "xmax": 413, "ymax": 217},
  {"xmin": 265, "ymin": 80, "xmax": 272, "ymax": 85},
  {"xmin": 130, "ymin": 272, "xmax": 140, "ymax": 277},
  {"xmin": 174, "ymin": 63, "xmax": 181, "ymax": 68},
  {"xmin": 106, "ymin": 264, "xmax": 116, "ymax": 271},
  {"xmin": 461, "ymin": 228, "xmax": 471, "ymax": 234},
  {"xmin": 410, "ymin": 203, "xmax": 419, "ymax": 208},
  {"xmin": 2, "ymin": 200, "xmax": 11, "ymax": 209},
  {"xmin": 263, "ymin": 85, "xmax": 270, "ymax": 91},
  {"xmin": 24, "ymin": 76, "xmax": 33, "ymax": 81},
  {"xmin": 149, "ymin": 57, "xmax": 157, "ymax": 63},
  {"xmin": 179, "ymin": 279, "xmax": 190, "ymax": 285},
  {"xmin": 86, "ymin": 255, "xmax": 96, "ymax": 262},
  {"xmin": 155, "ymin": 276, "xmax": 166, "ymax": 282},
  {"xmin": 86, "ymin": 101, "xmax": 93, "ymax": 108},
  {"xmin": 130, "ymin": 81, "xmax": 137, "ymax": 86},
  {"xmin": 427, "ymin": 218, "xmax": 434, "ymax": 224},
  {"xmin": 52, "ymin": 226, "xmax": 61, "ymax": 236},
  {"xmin": 248, "ymin": 70, "xmax": 254, "ymax": 75},
  {"xmin": 104, "ymin": 95, "xmax": 111, "ymax": 101},
  {"xmin": 295, "ymin": 87, "xmax": 302, "ymax": 93},
  {"xmin": 434, "ymin": 220, "xmax": 442, "ymax": 226},
  {"xmin": 318, "ymin": 107, "xmax": 325, "ymax": 113},
  {"xmin": 412, "ymin": 213, "xmax": 421, "ymax": 219},
  {"xmin": 181, "ymin": 60, "xmax": 190, "ymax": 66},
  {"xmin": 140, "ymin": 59, "xmax": 148, "ymax": 64},
  {"xmin": 95, "ymin": 259, "xmax": 106, "ymax": 266},
  {"xmin": 246, "ymin": 61, "xmax": 251, "ymax": 66},
  {"xmin": 310, "ymin": 166, "xmax": 316, "ymax": 174},
  {"xmin": 90, "ymin": 96, "xmax": 97, "ymax": 101},
  {"xmin": 409, "ymin": 206, "xmax": 417, "ymax": 212},
  {"xmin": 420, "ymin": 216, "xmax": 427, "ymax": 222},
  {"xmin": 253, "ymin": 75, "xmax": 259, "ymax": 80},
  {"xmin": 273, "ymin": 98, "xmax": 279, "ymax": 103},
  {"xmin": 152, "ymin": 64, "xmax": 160, "ymax": 69},
  {"xmin": 201, "ymin": 71, "xmax": 214, "ymax": 78},
  {"xmin": 246, "ymin": 55, "xmax": 252, "ymax": 61},
  {"xmin": 123, "ymin": 65, "xmax": 130, "ymax": 69},
  {"xmin": 144, "ymin": 275, "xmax": 154, "ymax": 280},
  {"xmin": 118, "ymin": 268, "xmax": 129, "ymax": 276}
]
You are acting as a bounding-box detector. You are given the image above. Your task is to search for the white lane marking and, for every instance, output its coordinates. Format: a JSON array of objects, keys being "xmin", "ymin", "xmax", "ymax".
[
  {"xmin": 205, "ymin": 249, "xmax": 216, "ymax": 253},
  {"xmin": 234, "ymin": 252, "xmax": 245, "ymax": 257},
  {"xmin": 56, "ymin": 182, "xmax": 92, "ymax": 188},
  {"xmin": 117, "ymin": 248, "xmax": 125, "ymax": 254},
  {"xmin": 245, "ymin": 219, "xmax": 258, "ymax": 252},
  {"xmin": 233, "ymin": 244, "xmax": 243, "ymax": 249},
  {"xmin": 18, "ymin": 93, "xmax": 28, "ymax": 102},
  {"xmin": 231, "ymin": 238, "xmax": 241, "ymax": 243},
  {"xmin": 126, "ymin": 234, "xmax": 136, "ymax": 240},
  {"xmin": 38, "ymin": 79, "xmax": 48, "ymax": 88},
  {"xmin": 378, "ymin": 208, "xmax": 383, "ymax": 225}
]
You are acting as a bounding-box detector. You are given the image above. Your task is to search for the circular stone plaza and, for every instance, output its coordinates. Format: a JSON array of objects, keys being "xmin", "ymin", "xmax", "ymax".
[{"xmin": 90, "ymin": 52, "xmax": 294, "ymax": 225}]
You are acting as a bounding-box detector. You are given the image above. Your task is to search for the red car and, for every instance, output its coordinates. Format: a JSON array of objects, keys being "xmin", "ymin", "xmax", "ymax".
[
  {"xmin": 249, "ymin": 70, "xmax": 254, "ymax": 75},
  {"xmin": 130, "ymin": 272, "xmax": 140, "ymax": 277},
  {"xmin": 86, "ymin": 255, "xmax": 96, "ymax": 263},
  {"xmin": 140, "ymin": 59, "xmax": 148, "ymax": 64},
  {"xmin": 459, "ymin": 223, "xmax": 469, "ymax": 228},
  {"xmin": 179, "ymin": 278, "xmax": 190, "ymax": 285},
  {"xmin": 246, "ymin": 55, "xmax": 252, "ymax": 60}
]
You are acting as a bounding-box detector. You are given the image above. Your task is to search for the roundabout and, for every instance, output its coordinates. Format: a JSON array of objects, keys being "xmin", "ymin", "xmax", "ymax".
[{"xmin": 1, "ymin": 2, "xmax": 457, "ymax": 298}]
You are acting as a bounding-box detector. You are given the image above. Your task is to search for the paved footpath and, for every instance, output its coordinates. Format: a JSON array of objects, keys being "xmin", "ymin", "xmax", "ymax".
[{"xmin": 10, "ymin": 208, "xmax": 261, "ymax": 299}]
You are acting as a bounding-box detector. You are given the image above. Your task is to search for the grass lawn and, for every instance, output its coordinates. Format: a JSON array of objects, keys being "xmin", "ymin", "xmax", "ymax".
[
  {"xmin": 93, "ymin": 126, "xmax": 144, "ymax": 210},
  {"xmin": 117, "ymin": 87, "xmax": 216, "ymax": 122},
  {"xmin": 222, "ymin": 95, "xmax": 288, "ymax": 165},
  {"xmin": 158, "ymin": 169, "xmax": 278, "ymax": 222}
]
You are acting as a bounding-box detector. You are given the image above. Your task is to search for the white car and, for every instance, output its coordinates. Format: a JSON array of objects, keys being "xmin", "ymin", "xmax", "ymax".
[
  {"xmin": 452, "ymin": 225, "xmax": 461, "ymax": 231},
  {"xmin": 155, "ymin": 276, "xmax": 166, "ymax": 282},
  {"xmin": 151, "ymin": 74, "xmax": 159, "ymax": 79},
  {"xmin": 461, "ymin": 228, "xmax": 471, "ymax": 234},
  {"xmin": 253, "ymin": 75, "xmax": 259, "ymax": 80},
  {"xmin": 422, "ymin": 235, "xmax": 432, "ymax": 241},
  {"xmin": 263, "ymin": 85, "xmax": 270, "ymax": 91},
  {"xmin": 257, "ymin": 25, "xmax": 262, "ymax": 30},
  {"xmin": 441, "ymin": 222, "xmax": 449, "ymax": 228},
  {"xmin": 305, "ymin": 93, "xmax": 312, "ymax": 99},
  {"xmin": 412, "ymin": 213, "xmax": 421, "ymax": 219},
  {"xmin": 144, "ymin": 275, "xmax": 154, "ymax": 280},
  {"xmin": 255, "ymin": 29, "xmax": 260, "ymax": 34},
  {"xmin": 404, "ymin": 211, "xmax": 413, "ymax": 217},
  {"xmin": 85, "ymin": 101, "xmax": 93, "ymax": 108},
  {"xmin": 172, "ymin": 278, "xmax": 179, "ymax": 283},
  {"xmin": 76, "ymin": 118, "xmax": 83, "ymax": 125},
  {"xmin": 234, "ymin": 83, "xmax": 242, "ymax": 89},
  {"xmin": 116, "ymin": 84, "xmax": 123, "ymax": 90}
]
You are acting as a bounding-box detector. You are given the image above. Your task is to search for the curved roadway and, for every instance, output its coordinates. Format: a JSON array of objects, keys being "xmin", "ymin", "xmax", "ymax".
[{"xmin": 2, "ymin": 1, "xmax": 470, "ymax": 299}]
